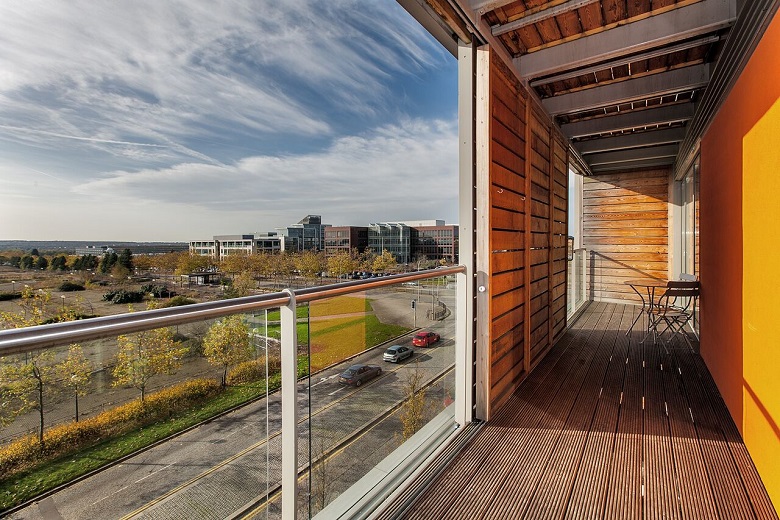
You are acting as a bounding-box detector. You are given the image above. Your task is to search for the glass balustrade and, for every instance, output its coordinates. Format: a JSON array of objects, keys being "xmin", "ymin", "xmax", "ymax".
[{"xmin": 0, "ymin": 269, "xmax": 462, "ymax": 520}]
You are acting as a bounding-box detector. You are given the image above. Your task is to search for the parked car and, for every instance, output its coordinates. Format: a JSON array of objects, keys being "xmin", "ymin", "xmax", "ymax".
[
  {"xmin": 338, "ymin": 364, "xmax": 382, "ymax": 386},
  {"xmin": 412, "ymin": 331, "xmax": 440, "ymax": 347},
  {"xmin": 383, "ymin": 345, "xmax": 413, "ymax": 363}
]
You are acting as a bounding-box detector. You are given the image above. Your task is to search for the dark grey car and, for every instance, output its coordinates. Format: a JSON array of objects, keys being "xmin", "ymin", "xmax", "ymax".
[{"xmin": 338, "ymin": 364, "xmax": 382, "ymax": 386}]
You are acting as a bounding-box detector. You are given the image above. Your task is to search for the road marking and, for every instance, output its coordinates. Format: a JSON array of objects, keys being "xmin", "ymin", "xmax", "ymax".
[
  {"xmin": 90, "ymin": 464, "xmax": 174, "ymax": 506},
  {"xmin": 309, "ymin": 374, "xmax": 338, "ymax": 388},
  {"xmin": 328, "ymin": 386, "xmax": 345, "ymax": 396}
]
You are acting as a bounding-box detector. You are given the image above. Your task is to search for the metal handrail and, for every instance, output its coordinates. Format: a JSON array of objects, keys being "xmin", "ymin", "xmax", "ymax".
[{"xmin": 0, "ymin": 266, "xmax": 465, "ymax": 356}]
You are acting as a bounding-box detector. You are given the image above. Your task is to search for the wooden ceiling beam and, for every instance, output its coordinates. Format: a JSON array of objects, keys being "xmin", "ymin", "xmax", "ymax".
[
  {"xmin": 517, "ymin": 0, "xmax": 736, "ymax": 79},
  {"xmin": 492, "ymin": 0, "xmax": 599, "ymax": 36},
  {"xmin": 543, "ymin": 64, "xmax": 710, "ymax": 116},
  {"xmin": 576, "ymin": 127, "xmax": 688, "ymax": 154},
  {"xmin": 587, "ymin": 144, "xmax": 680, "ymax": 166},
  {"xmin": 529, "ymin": 35, "xmax": 721, "ymax": 87},
  {"xmin": 561, "ymin": 103, "xmax": 695, "ymax": 138},
  {"xmin": 590, "ymin": 157, "xmax": 677, "ymax": 172}
]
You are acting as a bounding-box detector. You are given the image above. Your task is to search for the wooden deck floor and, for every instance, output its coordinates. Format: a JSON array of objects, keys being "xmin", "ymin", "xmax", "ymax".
[{"xmin": 400, "ymin": 302, "xmax": 777, "ymax": 520}]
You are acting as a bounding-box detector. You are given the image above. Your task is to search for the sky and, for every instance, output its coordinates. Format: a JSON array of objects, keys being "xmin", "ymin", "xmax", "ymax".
[{"xmin": 0, "ymin": 0, "xmax": 458, "ymax": 242}]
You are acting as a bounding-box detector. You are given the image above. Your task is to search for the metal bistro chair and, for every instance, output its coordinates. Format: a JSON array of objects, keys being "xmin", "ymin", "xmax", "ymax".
[{"xmin": 648, "ymin": 280, "xmax": 700, "ymax": 347}]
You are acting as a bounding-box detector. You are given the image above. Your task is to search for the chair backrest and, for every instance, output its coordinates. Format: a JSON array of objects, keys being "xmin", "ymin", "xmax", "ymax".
[
  {"xmin": 679, "ymin": 273, "xmax": 698, "ymax": 281},
  {"xmin": 660, "ymin": 280, "xmax": 700, "ymax": 310}
]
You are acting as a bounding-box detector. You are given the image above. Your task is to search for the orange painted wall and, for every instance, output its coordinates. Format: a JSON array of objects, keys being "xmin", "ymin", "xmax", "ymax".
[{"xmin": 700, "ymin": 9, "xmax": 780, "ymax": 511}]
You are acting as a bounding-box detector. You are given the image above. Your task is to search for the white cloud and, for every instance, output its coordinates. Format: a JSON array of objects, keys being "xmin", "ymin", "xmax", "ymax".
[
  {"xmin": 0, "ymin": 1, "xmax": 457, "ymax": 241},
  {"xmin": 73, "ymin": 118, "xmax": 458, "ymax": 231}
]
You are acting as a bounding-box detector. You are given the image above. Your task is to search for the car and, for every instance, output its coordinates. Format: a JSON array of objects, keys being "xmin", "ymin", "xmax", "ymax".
[
  {"xmin": 338, "ymin": 364, "xmax": 382, "ymax": 386},
  {"xmin": 401, "ymin": 281, "xmax": 418, "ymax": 287},
  {"xmin": 383, "ymin": 345, "xmax": 413, "ymax": 363},
  {"xmin": 412, "ymin": 331, "xmax": 441, "ymax": 347}
]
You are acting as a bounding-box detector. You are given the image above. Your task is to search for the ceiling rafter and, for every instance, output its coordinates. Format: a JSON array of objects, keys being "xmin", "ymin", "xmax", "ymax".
[
  {"xmin": 492, "ymin": 0, "xmax": 599, "ymax": 36},
  {"xmin": 575, "ymin": 127, "xmax": 687, "ymax": 155},
  {"xmin": 529, "ymin": 35, "xmax": 721, "ymax": 87},
  {"xmin": 543, "ymin": 64, "xmax": 710, "ymax": 116},
  {"xmin": 517, "ymin": 0, "xmax": 736, "ymax": 79}
]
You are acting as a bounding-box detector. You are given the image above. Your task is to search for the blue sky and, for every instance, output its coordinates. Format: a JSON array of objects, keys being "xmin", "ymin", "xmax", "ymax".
[{"xmin": 0, "ymin": 1, "xmax": 458, "ymax": 242}]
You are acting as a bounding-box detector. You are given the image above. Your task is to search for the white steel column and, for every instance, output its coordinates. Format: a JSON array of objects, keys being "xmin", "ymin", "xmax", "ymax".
[
  {"xmin": 281, "ymin": 289, "xmax": 298, "ymax": 520},
  {"xmin": 456, "ymin": 38, "xmax": 476, "ymax": 427}
]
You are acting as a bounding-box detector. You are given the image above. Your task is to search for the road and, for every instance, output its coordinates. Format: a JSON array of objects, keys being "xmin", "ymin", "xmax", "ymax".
[{"xmin": 9, "ymin": 287, "xmax": 458, "ymax": 520}]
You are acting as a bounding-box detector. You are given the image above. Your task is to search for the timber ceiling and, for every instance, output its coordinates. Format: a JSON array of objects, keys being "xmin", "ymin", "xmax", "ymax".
[{"xmin": 429, "ymin": 0, "xmax": 740, "ymax": 174}]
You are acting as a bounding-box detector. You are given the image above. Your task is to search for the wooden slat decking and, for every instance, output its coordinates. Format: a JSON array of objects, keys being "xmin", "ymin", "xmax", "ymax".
[{"xmin": 400, "ymin": 302, "xmax": 777, "ymax": 520}]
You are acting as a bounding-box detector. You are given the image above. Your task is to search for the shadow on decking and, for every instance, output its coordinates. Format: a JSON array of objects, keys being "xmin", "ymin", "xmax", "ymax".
[{"xmin": 397, "ymin": 302, "xmax": 777, "ymax": 520}]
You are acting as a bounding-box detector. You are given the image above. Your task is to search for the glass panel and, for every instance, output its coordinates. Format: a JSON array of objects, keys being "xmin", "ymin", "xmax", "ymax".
[
  {"xmin": 1, "ymin": 307, "xmax": 276, "ymax": 519},
  {"xmin": 298, "ymin": 276, "xmax": 456, "ymax": 517},
  {"xmin": 567, "ymin": 249, "xmax": 587, "ymax": 319}
]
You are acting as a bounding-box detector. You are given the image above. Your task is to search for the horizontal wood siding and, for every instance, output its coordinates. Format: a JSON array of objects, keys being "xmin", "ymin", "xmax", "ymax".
[
  {"xmin": 529, "ymin": 107, "xmax": 551, "ymax": 365},
  {"xmin": 583, "ymin": 169, "xmax": 669, "ymax": 302},
  {"xmin": 477, "ymin": 47, "xmax": 568, "ymax": 418},
  {"xmin": 551, "ymin": 130, "xmax": 568, "ymax": 343},
  {"xmin": 487, "ymin": 49, "xmax": 528, "ymax": 414}
]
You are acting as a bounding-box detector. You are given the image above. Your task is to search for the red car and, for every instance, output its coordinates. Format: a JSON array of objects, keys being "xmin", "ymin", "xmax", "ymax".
[{"xmin": 412, "ymin": 331, "xmax": 440, "ymax": 347}]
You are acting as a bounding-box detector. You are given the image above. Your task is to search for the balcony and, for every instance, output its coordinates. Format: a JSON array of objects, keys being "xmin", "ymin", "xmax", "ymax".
[
  {"xmin": 2, "ymin": 262, "xmax": 775, "ymax": 519},
  {"xmin": 395, "ymin": 301, "xmax": 776, "ymax": 519}
]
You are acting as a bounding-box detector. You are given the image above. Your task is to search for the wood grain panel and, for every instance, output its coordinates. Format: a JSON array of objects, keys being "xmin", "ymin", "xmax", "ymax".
[
  {"xmin": 478, "ymin": 47, "xmax": 568, "ymax": 418},
  {"xmin": 583, "ymin": 169, "xmax": 669, "ymax": 302}
]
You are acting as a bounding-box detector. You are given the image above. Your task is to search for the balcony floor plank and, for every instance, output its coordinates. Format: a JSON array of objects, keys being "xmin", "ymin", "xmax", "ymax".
[{"xmin": 398, "ymin": 303, "xmax": 777, "ymax": 520}]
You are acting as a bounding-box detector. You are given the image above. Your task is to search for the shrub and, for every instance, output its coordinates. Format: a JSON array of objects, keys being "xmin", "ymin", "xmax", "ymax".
[
  {"xmin": 102, "ymin": 289, "xmax": 145, "ymax": 304},
  {"xmin": 160, "ymin": 295, "xmax": 196, "ymax": 308},
  {"xmin": 0, "ymin": 292, "xmax": 21, "ymax": 301},
  {"xmin": 0, "ymin": 378, "xmax": 221, "ymax": 478},
  {"xmin": 140, "ymin": 283, "xmax": 174, "ymax": 298},
  {"xmin": 58, "ymin": 281, "xmax": 85, "ymax": 292},
  {"xmin": 227, "ymin": 356, "xmax": 282, "ymax": 385}
]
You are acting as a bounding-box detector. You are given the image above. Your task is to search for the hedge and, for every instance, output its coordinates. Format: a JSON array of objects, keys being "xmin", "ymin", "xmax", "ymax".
[{"xmin": 0, "ymin": 378, "xmax": 221, "ymax": 478}]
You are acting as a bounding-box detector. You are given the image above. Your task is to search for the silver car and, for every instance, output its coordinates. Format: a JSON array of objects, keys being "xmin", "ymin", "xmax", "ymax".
[{"xmin": 383, "ymin": 345, "xmax": 413, "ymax": 363}]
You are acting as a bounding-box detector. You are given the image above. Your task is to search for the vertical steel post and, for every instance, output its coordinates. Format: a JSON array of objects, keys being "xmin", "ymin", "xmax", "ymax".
[
  {"xmin": 456, "ymin": 38, "xmax": 476, "ymax": 427},
  {"xmin": 281, "ymin": 289, "xmax": 298, "ymax": 519}
]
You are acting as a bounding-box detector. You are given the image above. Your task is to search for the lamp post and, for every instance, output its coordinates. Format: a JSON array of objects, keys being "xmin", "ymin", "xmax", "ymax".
[
  {"xmin": 61, "ymin": 295, "xmax": 66, "ymax": 311},
  {"xmin": 11, "ymin": 280, "xmax": 15, "ymax": 293}
]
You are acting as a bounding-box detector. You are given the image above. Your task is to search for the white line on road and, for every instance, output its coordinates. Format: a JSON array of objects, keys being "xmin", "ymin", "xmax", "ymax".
[
  {"xmin": 310, "ymin": 374, "xmax": 338, "ymax": 389},
  {"xmin": 328, "ymin": 386, "xmax": 345, "ymax": 396},
  {"xmin": 90, "ymin": 464, "xmax": 175, "ymax": 506}
]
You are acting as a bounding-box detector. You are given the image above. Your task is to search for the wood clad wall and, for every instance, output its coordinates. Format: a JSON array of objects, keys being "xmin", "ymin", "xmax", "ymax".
[
  {"xmin": 582, "ymin": 169, "xmax": 669, "ymax": 302},
  {"xmin": 477, "ymin": 47, "xmax": 568, "ymax": 418}
]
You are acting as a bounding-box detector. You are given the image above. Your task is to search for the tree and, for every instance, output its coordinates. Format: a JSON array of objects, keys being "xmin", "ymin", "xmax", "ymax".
[
  {"xmin": 372, "ymin": 249, "xmax": 397, "ymax": 273},
  {"xmin": 1, "ymin": 285, "xmax": 50, "ymax": 328},
  {"xmin": 297, "ymin": 251, "xmax": 324, "ymax": 286},
  {"xmin": 230, "ymin": 272, "xmax": 256, "ymax": 297},
  {"xmin": 118, "ymin": 248, "xmax": 134, "ymax": 271},
  {"xmin": 399, "ymin": 363, "xmax": 429, "ymax": 441},
  {"xmin": 35, "ymin": 256, "xmax": 49, "ymax": 270},
  {"xmin": 99, "ymin": 252, "xmax": 118, "ymax": 273},
  {"xmin": 50, "ymin": 255, "xmax": 68, "ymax": 271},
  {"xmin": 113, "ymin": 328, "xmax": 188, "ymax": 401},
  {"xmin": 1, "ymin": 351, "xmax": 58, "ymax": 444},
  {"xmin": 30, "ymin": 248, "xmax": 40, "ymax": 257},
  {"xmin": 220, "ymin": 252, "xmax": 252, "ymax": 275},
  {"xmin": 327, "ymin": 251, "xmax": 356, "ymax": 281},
  {"xmin": 202, "ymin": 315, "xmax": 253, "ymax": 386},
  {"xmin": 19, "ymin": 255, "xmax": 34, "ymax": 269},
  {"xmin": 175, "ymin": 253, "xmax": 210, "ymax": 275},
  {"xmin": 57, "ymin": 344, "xmax": 92, "ymax": 422}
]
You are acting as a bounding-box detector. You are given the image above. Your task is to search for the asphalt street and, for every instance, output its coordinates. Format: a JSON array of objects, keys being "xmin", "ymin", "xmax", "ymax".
[{"xmin": 9, "ymin": 286, "xmax": 458, "ymax": 520}]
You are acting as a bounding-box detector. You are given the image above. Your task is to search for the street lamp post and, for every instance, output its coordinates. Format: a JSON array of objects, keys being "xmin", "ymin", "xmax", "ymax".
[
  {"xmin": 11, "ymin": 280, "xmax": 15, "ymax": 293},
  {"xmin": 61, "ymin": 295, "xmax": 66, "ymax": 311}
]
